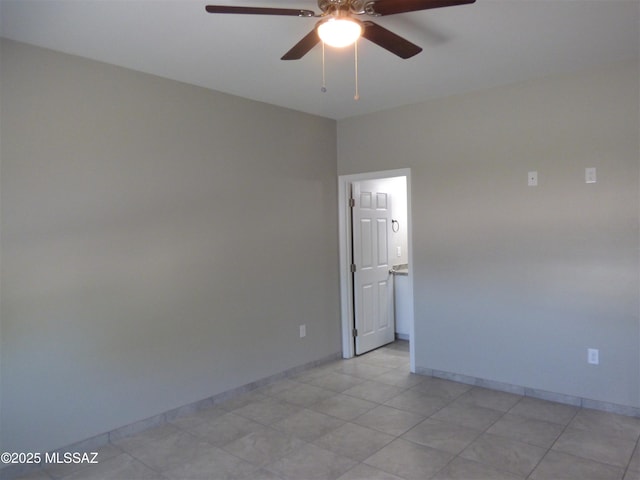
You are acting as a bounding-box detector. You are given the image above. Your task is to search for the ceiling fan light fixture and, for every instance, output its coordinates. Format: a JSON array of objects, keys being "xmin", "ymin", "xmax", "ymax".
[{"xmin": 317, "ymin": 18, "xmax": 362, "ymax": 48}]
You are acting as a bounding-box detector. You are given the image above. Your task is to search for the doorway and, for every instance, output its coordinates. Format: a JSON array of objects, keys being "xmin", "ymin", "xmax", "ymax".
[{"xmin": 338, "ymin": 168, "xmax": 415, "ymax": 372}]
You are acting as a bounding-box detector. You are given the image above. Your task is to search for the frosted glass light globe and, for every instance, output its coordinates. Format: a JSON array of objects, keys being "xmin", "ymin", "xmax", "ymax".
[{"xmin": 317, "ymin": 18, "xmax": 362, "ymax": 48}]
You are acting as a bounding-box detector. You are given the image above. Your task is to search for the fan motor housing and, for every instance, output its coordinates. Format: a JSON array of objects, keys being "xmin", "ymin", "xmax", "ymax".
[{"xmin": 318, "ymin": 0, "xmax": 369, "ymax": 15}]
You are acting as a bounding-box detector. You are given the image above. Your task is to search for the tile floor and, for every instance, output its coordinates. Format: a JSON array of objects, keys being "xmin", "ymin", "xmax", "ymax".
[{"xmin": 16, "ymin": 341, "xmax": 640, "ymax": 480}]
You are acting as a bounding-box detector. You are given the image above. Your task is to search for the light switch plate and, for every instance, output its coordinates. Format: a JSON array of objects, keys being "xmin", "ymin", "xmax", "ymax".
[
  {"xmin": 586, "ymin": 167, "xmax": 597, "ymax": 184},
  {"xmin": 528, "ymin": 171, "xmax": 538, "ymax": 187}
]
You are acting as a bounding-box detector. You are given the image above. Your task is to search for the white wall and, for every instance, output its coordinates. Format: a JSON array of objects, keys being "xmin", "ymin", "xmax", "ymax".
[
  {"xmin": 338, "ymin": 61, "xmax": 640, "ymax": 409},
  {"xmin": 0, "ymin": 39, "xmax": 341, "ymax": 453}
]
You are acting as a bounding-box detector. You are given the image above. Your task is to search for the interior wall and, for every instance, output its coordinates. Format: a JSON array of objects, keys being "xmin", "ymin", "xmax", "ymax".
[
  {"xmin": 0, "ymin": 39, "xmax": 341, "ymax": 453},
  {"xmin": 338, "ymin": 60, "xmax": 640, "ymax": 409}
]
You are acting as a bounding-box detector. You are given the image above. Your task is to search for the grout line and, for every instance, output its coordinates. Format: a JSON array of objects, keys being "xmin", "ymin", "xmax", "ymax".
[
  {"xmin": 523, "ymin": 406, "xmax": 581, "ymax": 479},
  {"xmin": 622, "ymin": 435, "xmax": 640, "ymax": 480}
]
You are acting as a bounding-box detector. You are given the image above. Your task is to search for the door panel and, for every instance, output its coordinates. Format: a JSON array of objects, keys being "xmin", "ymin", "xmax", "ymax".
[
  {"xmin": 378, "ymin": 280, "xmax": 390, "ymax": 329},
  {"xmin": 352, "ymin": 180, "xmax": 395, "ymax": 355},
  {"xmin": 360, "ymin": 219, "xmax": 372, "ymax": 268},
  {"xmin": 377, "ymin": 218, "xmax": 388, "ymax": 266},
  {"xmin": 361, "ymin": 284, "xmax": 374, "ymax": 335}
]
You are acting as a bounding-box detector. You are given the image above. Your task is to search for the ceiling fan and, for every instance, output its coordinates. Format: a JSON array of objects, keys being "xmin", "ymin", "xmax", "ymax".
[{"xmin": 205, "ymin": 0, "xmax": 475, "ymax": 60}]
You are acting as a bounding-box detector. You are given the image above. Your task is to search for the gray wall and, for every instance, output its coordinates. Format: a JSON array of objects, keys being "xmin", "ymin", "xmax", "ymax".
[
  {"xmin": 0, "ymin": 39, "xmax": 341, "ymax": 453},
  {"xmin": 338, "ymin": 61, "xmax": 640, "ymax": 409}
]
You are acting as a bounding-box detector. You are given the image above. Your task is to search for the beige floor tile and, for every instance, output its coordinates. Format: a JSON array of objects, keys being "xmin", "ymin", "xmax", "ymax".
[
  {"xmin": 314, "ymin": 423, "xmax": 395, "ymax": 461},
  {"xmin": 335, "ymin": 360, "xmax": 393, "ymax": 380},
  {"xmin": 163, "ymin": 445, "xmax": 259, "ymax": 480},
  {"xmin": 256, "ymin": 379, "xmax": 301, "ymax": 397},
  {"xmin": 432, "ymin": 457, "xmax": 524, "ymax": 480},
  {"xmin": 410, "ymin": 377, "xmax": 472, "ymax": 401},
  {"xmin": 336, "ymin": 463, "xmax": 405, "ymax": 480},
  {"xmin": 222, "ymin": 428, "xmax": 305, "ymax": 467},
  {"xmin": 271, "ymin": 408, "xmax": 345, "ymax": 442},
  {"xmin": 508, "ymin": 397, "xmax": 579, "ymax": 425},
  {"xmin": 487, "ymin": 413, "xmax": 564, "ymax": 448},
  {"xmin": 266, "ymin": 443, "xmax": 358, "ymax": 480},
  {"xmin": 380, "ymin": 340, "xmax": 409, "ymax": 353},
  {"xmin": 552, "ymin": 427, "xmax": 636, "ymax": 468},
  {"xmin": 232, "ymin": 396, "xmax": 302, "ymax": 425},
  {"xmin": 530, "ymin": 450, "xmax": 624, "ymax": 480},
  {"xmin": 629, "ymin": 444, "xmax": 640, "ymax": 472},
  {"xmin": 454, "ymin": 387, "xmax": 522, "ymax": 412},
  {"xmin": 364, "ymin": 438, "xmax": 453, "ymax": 480},
  {"xmin": 59, "ymin": 453, "xmax": 163, "ymax": 480},
  {"xmin": 353, "ymin": 405, "xmax": 424, "ymax": 436},
  {"xmin": 569, "ymin": 408, "xmax": 640, "ymax": 441},
  {"xmin": 306, "ymin": 372, "xmax": 366, "ymax": 393},
  {"xmin": 372, "ymin": 368, "xmax": 426, "ymax": 389},
  {"xmin": 384, "ymin": 389, "xmax": 449, "ymax": 416},
  {"xmin": 460, "ymin": 432, "xmax": 546, "ymax": 477},
  {"xmin": 401, "ymin": 418, "xmax": 482, "ymax": 455},
  {"xmin": 624, "ymin": 470, "xmax": 640, "ymax": 480},
  {"xmin": 431, "ymin": 401, "xmax": 504, "ymax": 430},
  {"xmin": 292, "ymin": 365, "xmax": 339, "ymax": 384},
  {"xmin": 186, "ymin": 412, "xmax": 267, "ymax": 447},
  {"xmin": 272, "ymin": 383, "xmax": 337, "ymax": 407},
  {"xmin": 357, "ymin": 352, "xmax": 409, "ymax": 369},
  {"xmin": 342, "ymin": 380, "xmax": 407, "ymax": 404},
  {"xmin": 14, "ymin": 471, "xmax": 53, "ymax": 480},
  {"xmin": 116, "ymin": 429, "xmax": 219, "ymax": 473},
  {"xmin": 310, "ymin": 393, "xmax": 378, "ymax": 421},
  {"xmin": 246, "ymin": 469, "xmax": 286, "ymax": 480}
]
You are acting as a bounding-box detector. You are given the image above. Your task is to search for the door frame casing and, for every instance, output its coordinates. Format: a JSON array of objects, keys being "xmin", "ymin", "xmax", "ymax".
[{"xmin": 337, "ymin": 168, "xmax": 415, "ymax": 372}]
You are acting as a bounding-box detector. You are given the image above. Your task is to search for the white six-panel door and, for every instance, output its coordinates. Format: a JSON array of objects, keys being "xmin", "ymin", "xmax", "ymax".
[{"xmin": 352, "ymin": 180, "xmax": 395, "ymax": 355}]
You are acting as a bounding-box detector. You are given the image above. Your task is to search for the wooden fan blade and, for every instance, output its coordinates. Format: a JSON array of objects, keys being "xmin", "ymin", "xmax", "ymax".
[
  {"xmin": 205, "ymin": 5, "xmax": 315, "ymax": 17},
  {"xmin": 281, "ymin": 28, "xmax": 320, "ymax": 60},
  {"xmin": 367, "ymin": 0, "xmax": 475, "ymax": 16},
  {"xmin": 361, "ymin": 22, "xmax": 422, "ymax": 59}
]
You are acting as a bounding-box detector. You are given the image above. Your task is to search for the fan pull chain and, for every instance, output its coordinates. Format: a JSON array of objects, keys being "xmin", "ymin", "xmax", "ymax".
[
  {"xmin": 354, "ymin": 39, "xmax": 360, "ymax": 101},
  {"xmin": 321, "ymin": 41, "xmax": 327, "ymax": 93}
]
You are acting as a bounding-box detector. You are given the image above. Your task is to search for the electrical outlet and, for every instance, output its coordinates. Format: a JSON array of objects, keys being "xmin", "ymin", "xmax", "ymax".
[
  {"xmin": 299, "ymin": 324, "xmax": 306, "ymax": 338},
  {"xmin": 528, "ymin": 171, "xmax": 538, "ymax": 187},
  {"xmin": 588, "ymin": 348, "xmax": 599, "ymax": 365}
]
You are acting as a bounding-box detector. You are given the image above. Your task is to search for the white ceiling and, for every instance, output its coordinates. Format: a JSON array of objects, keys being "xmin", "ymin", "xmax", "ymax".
[{"xmin": 1, "ymin": 0, "xmax": 638, "ymax": 119}]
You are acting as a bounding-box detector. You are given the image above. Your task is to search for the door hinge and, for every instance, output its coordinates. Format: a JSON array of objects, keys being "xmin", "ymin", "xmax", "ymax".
[
  {"xmin": 349, "ymin": 197, "xmax": 355, "ymax": 208},
  {"xmin": 352, "ymin": 328, "xmax": 358, "ymax": 337},
  {"xmin": 350, "ymin": 264, "xmax": 356, "ymax": 273}
]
